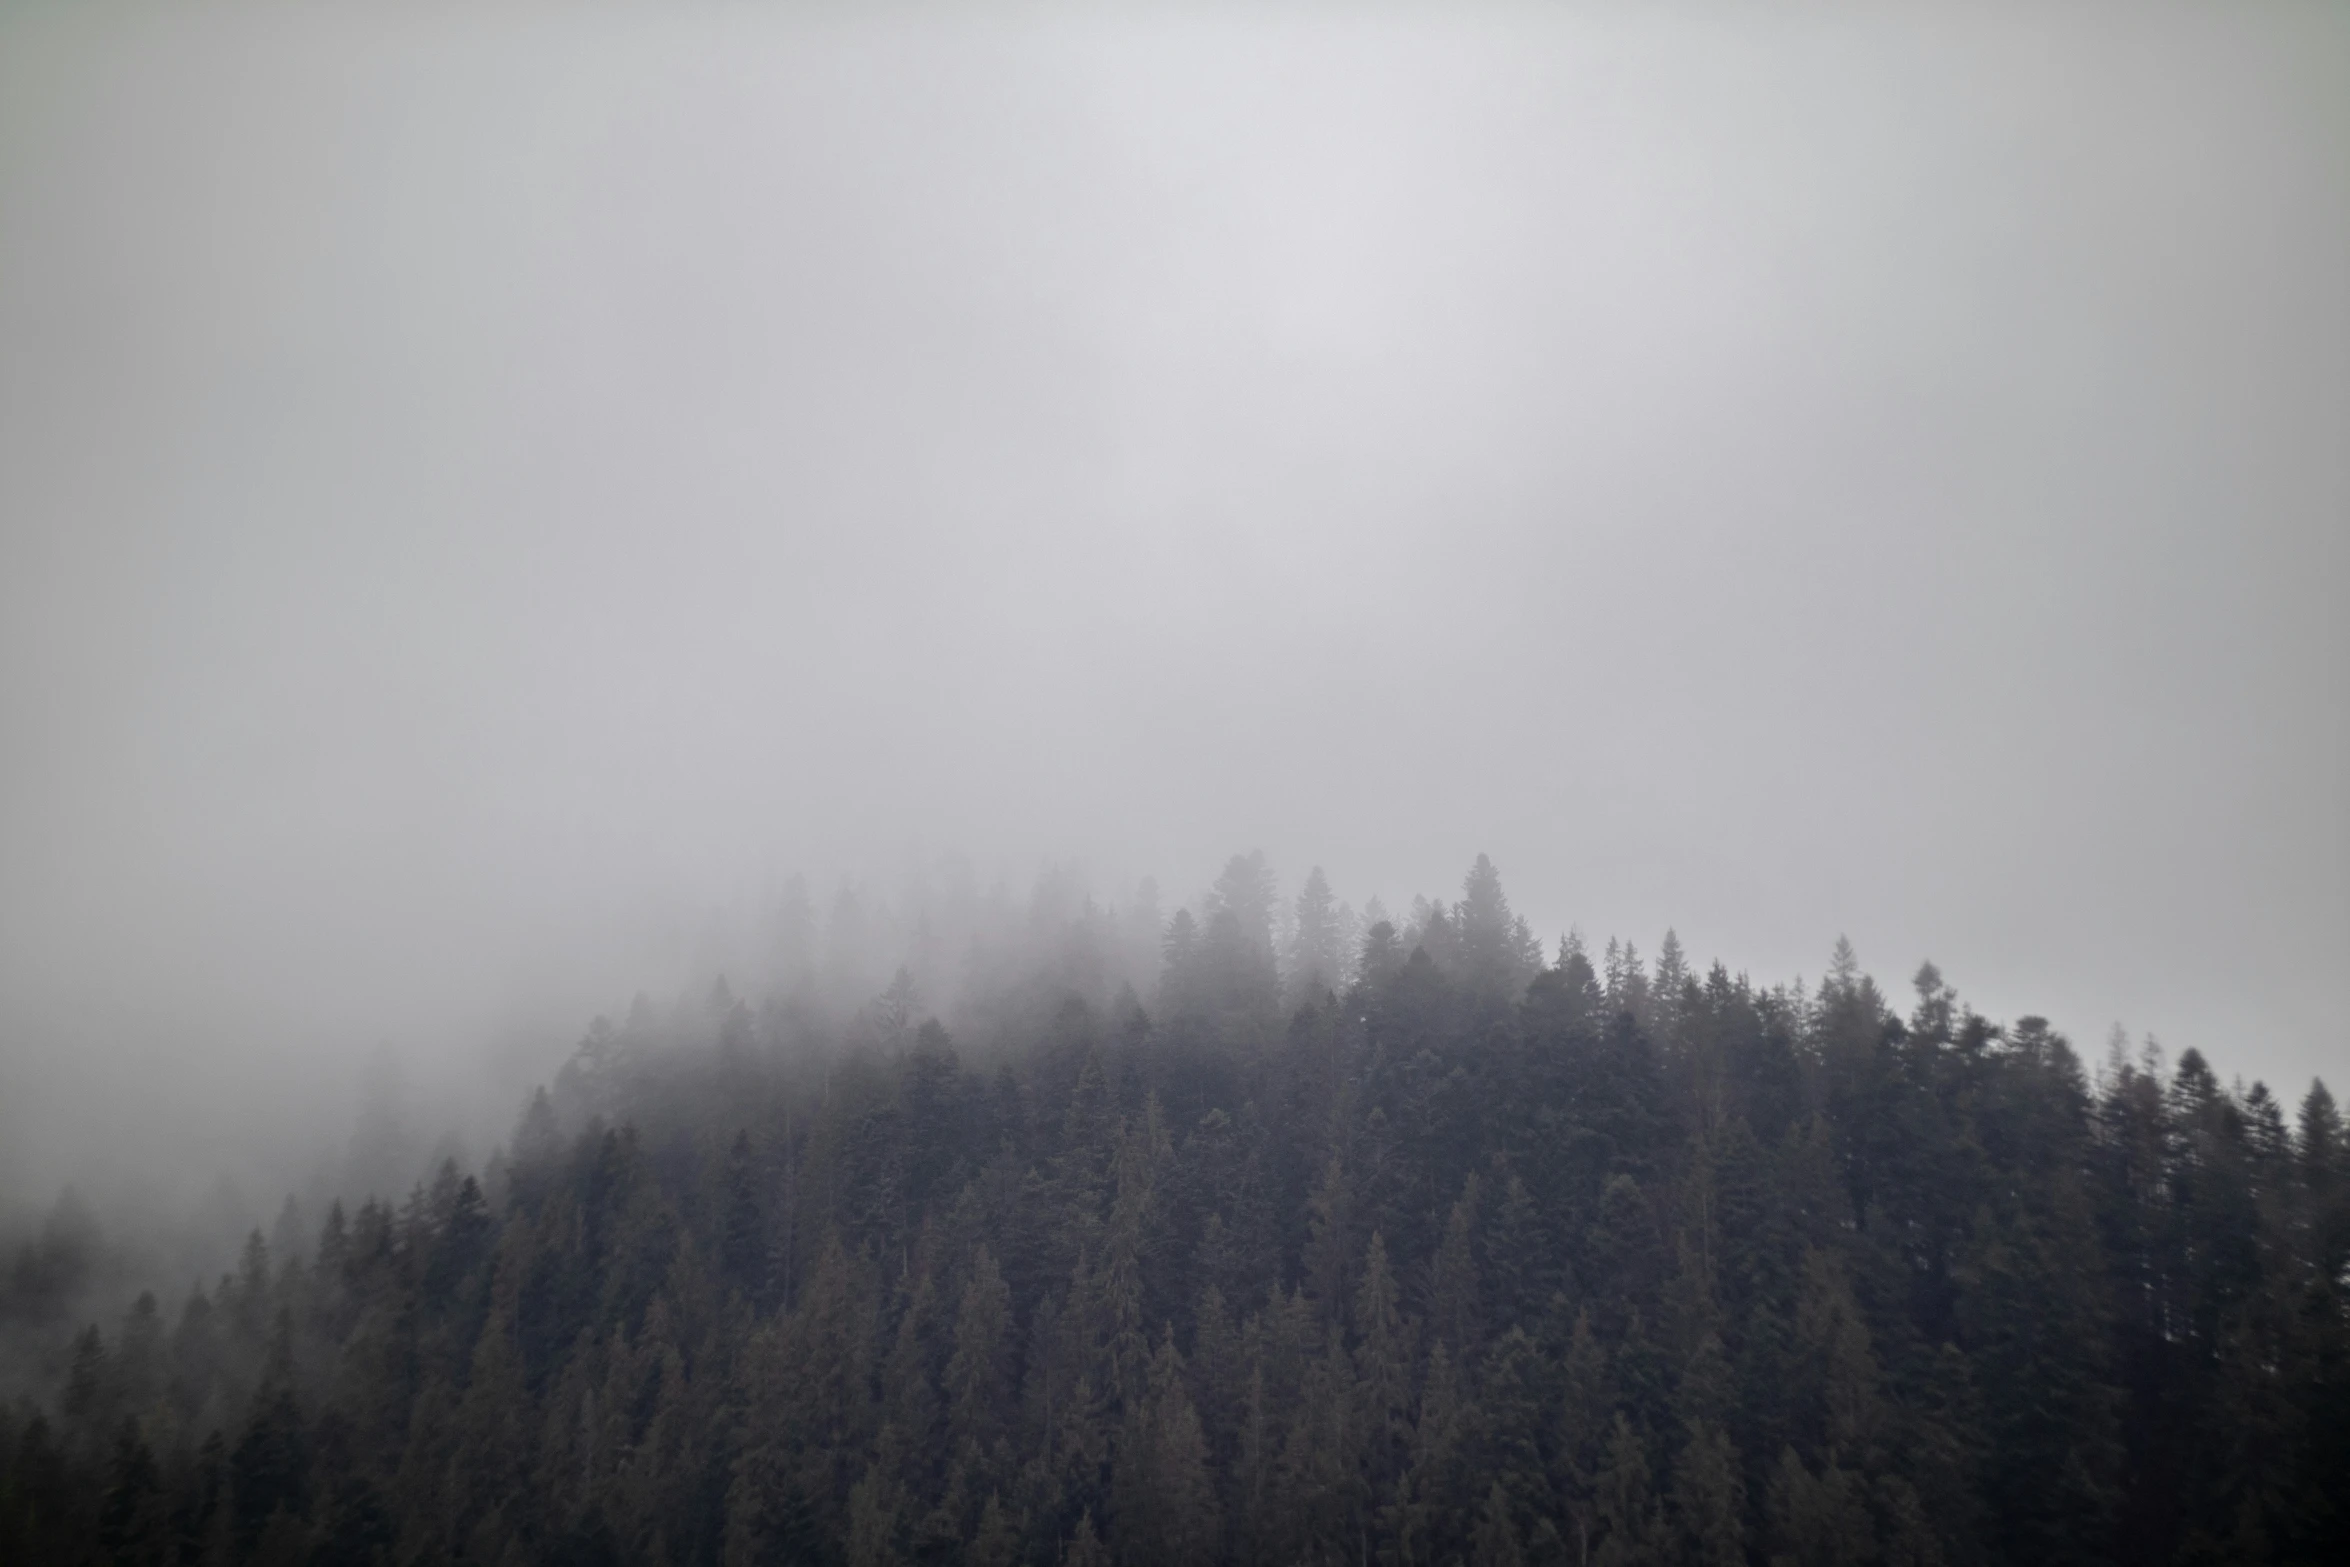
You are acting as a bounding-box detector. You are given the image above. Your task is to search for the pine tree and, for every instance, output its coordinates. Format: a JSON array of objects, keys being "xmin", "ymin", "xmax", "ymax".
[
  {"xmin": 1483, "ymin": 1326, "xmax": 1555, "ymax": 1527},
  {"xmin": 1766, "ymin": 1445, "xmax": 1873, "ymax": 1567},
  {"xmin": 1119, "ymin": 1329, "xmax": 1219, "ymax": 1567},
  {"xmin": 1652, "ymin": 929, "xmax": 1691, "ymax": 1047},
  {"xmin": 1391, "ymin": 1340, "xmax": 1469, "ymax": 1567},
  {"xmin": 1160, "ymin": 909, "xmax": 1203, "ymax": 1017},
  {"xmin": 1553, "ymin": 1307, "xmax": 1613, "ymax": 1562},
  {"xmin": 96, "ymin": 1420, "xmax": 166, "ymax": 1567},
  {"xmin": 1792, "ymin": 1247, "xmax": 1879, "ymax": 1459},
  {"xmin": 719, "ymin": 1129, "xmax": 768, "ymax": 1306},
  {"xmin": 1354, "ymin": 1231, "xmax": 1412, "ymax": 1514},
  {"xmin": 1061, "ymin": 1508, "xmax": 1108, "ymax": 1567},
  {"xmin": 969, "ymin": 1490, "xmax": 1019, "ymax": 1567},
  {"xmin": 1430, "ymin": 1175, "xmax": 1484, "ymax": 1359},
  {"xmin": 847, "ymin": 1440, "xmax": 909, "ymax": 1567},
  {"xmin": 1290, "ymin": 867, "xmax": 1342, "ymax": 1004},
  {"xmin": 1303, "ymin": 1153, "xmax": 1353, "ymax": 1326},
  {"xmin": 1485, "ymin": 1175, "xmax": 1542, "ymax": 1333},
  {"xmin": 947, "ymin": 1244, "xmax": 1016, "ymax": 1462},
  {"xmin": 1472, "ymin": 1480, "xmax": 1526, "ymax": 1567},
  {"xmin": 1673, "ymin": 1419, "xmax": 1746, "ymax": 1567},
  {"xmin": 1457, "ymin": 855, "xmax": 1535, "ymax": 1003},
  {"xmin": 1592, "ymin": 1414, "xmax": 1666, "ymax": 1567},
  {"xmin": 1358, "ymin": 919, "xmax": 1404, "ymax": 992}
]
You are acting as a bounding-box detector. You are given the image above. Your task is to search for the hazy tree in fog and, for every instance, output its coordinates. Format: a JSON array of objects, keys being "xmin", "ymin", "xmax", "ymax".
[{"xmin": 1286, "ymin": 867, "xmax": 1341, "ymax": 1006}]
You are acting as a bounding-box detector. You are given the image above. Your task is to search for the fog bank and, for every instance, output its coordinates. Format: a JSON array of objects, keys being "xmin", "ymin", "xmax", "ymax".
[{"xmin": 2, "ymin": 5, "xmax": 2344, "ymax": 1215}]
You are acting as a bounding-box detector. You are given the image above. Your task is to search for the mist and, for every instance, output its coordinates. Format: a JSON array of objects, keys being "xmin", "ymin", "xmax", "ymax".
[{"xmin": 2, "ymin": 2, "xmax": 2344, "ymax": 1249}]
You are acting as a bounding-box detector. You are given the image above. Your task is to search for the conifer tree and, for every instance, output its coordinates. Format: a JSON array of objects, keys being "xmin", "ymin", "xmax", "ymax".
[
  {"xmin": 1767, "ymin": 1444, "xmax": 1874, "ymax": 1567},
  {"xmin": 1593, "ymin": 1414, "xmax": 1666, "ymax": 1567},
  {"xmin": 1430, "ymin": 1175, "xmax": 1483, "ymax": 1360},
  {"xmin": 1290, "ymin": 867, "xmax": 1342, "ymax": 1005},
  {"xmin": 947, "ymin": 1244, "xmax": 1016, "ymax": 1463},
  {"xmin": 1673, "ymin": 1418, "xmax": 1746, "ymax": 1567},
  {"xmin": 1471, "ymin": 1480, "xmax": 1526, "ymax": 1567},
  {"xmin": 1353, "ymin": 1231, "xmax": 1412, "ymax": 1511}
]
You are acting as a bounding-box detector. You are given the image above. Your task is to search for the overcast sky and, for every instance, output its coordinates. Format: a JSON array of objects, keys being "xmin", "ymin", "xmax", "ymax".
[{"xmin": 2, "ymin": 4, "xmax": 2344, "ymax": 1201}]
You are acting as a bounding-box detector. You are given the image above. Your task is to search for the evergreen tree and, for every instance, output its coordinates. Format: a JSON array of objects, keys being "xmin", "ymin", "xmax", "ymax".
[
  {"xmin": 1471, "ymin": 1480, "xmax": 1526, "ymax": 1567},
  {"xmin": 946, "ymin": 1244, "xmax": 1016, "ymax": 1462},
  {"xmin": 1429, "ymin": 1174, "xmax": 1483, "ymax": 1359},
  {"xmin": 1593, "ymin": 1414, "xmax": 1666, "ymax": 1567},
  {"xmin": 1767, "ymin": 1444, "xmax": 1874, "ymax": 1567},
  {"xmin": 1290, "ymin": 867, "xmax": 1342, "ymax": 1005},
  {"xmin": 1353, "ymin": 1231, "xmax": 1412, "ymax": 1515},
  {"xmin": 1673, "ymin": 1418, "xmax": 1746, "ymax": 1567}
]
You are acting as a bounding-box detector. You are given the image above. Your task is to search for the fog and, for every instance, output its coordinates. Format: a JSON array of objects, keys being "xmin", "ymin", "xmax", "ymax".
[{"xmin": 2, "ymin": 3, "xmax": 2344, "ymax": 1245}]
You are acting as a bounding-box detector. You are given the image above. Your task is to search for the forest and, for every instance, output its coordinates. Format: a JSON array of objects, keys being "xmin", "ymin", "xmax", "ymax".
[{"xmin": 2, "ymin": 854, "xmax": 2343, "ymax": 1566}]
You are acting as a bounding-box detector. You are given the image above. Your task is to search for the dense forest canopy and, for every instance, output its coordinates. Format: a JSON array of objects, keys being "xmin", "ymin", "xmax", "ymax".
[{"xmin": 3, "ymin": 854, "xmax": 2343, "ymax": 1566}]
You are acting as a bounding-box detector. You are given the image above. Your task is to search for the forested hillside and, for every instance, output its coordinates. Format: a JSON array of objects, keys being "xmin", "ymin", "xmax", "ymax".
[{"xmin": 4, "ymin": 856, "xmax": 2344, "ymax": 1566}]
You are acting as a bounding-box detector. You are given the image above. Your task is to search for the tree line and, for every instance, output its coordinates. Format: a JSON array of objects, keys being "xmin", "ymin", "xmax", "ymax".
[{"xmin": 3, "ymin": 854, "xmax": 2343, "ymax": 1566}]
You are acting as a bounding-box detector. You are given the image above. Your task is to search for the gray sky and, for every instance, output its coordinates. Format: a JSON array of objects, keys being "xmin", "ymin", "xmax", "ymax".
[{"xmin": 2, "ymin": 4, "xmax": 2345, "ymax": 1200}]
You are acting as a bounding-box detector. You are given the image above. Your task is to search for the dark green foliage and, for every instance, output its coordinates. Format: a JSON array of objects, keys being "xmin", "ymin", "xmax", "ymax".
[{"xmin": 2, "ymin": 856, "xmax": 2343, "ymax": 1566}]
